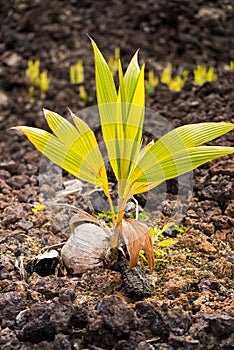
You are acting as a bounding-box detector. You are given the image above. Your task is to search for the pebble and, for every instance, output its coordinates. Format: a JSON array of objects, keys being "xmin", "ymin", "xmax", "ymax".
[
  {"xmin": 225, "ymin": 200, "xmax": 234, "ymax": 217},
  {"xmin": 2, "ymin": 204, "xmax": 27, "ymax": 226},
  {"xmin": 15, "ymin": 220, "xmax": 34, "ymax": 231},
  {"xmin": 6, "ymin": 175, "xmax": 29, "ymax": 189},
  {"xmin": 0, "ymin": 90, "xmax": 9, "ymax": 108},
  {"xmin": 1, "ymin": 52, "xmax": 22, "ymax": 66},
  {"xmin": 26, "ymin": 250, "xmax": 59, "ymax": 277},
  {"xmin": 198, "ymin": 241, "xmax": 217, "ymax": 254},
  {"xmin": 212, "ymin": 215, "xmax": 231, "ymax": 230}
]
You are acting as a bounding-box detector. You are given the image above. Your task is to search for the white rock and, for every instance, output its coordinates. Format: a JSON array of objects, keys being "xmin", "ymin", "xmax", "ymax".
[
  {"xmin": 2, "ymin": 52, "xmax": 22, "ymax": 67},
  {"xmin": 61, "ymin": 223, "xmax": 111, "ymax": 274},
  {"xmin": 0, "ymin": 91, "xmax": 9, "ymax": 108}
]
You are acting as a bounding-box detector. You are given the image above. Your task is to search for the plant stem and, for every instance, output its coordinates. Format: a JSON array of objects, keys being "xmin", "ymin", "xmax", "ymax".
[
  {"xmin": 112, "ymin": 197, "xmax": 125, "ymax": 247},
  {"xmin": 107, "ymin": 192, "xmax": 116, "ymax": 225}
]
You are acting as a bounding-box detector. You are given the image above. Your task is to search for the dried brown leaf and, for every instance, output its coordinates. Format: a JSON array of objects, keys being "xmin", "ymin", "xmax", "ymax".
[{"xmin": 122, "ymin": 219, "xmax": 154, "ymax": 271}]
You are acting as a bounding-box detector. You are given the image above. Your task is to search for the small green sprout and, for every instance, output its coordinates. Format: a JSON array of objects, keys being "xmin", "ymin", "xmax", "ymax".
[
  {"xmin": 26, "ymin": 59, "xmax": 40, "ymax": 86},
  {"xmin": 96, "ymin": 211, "xmax": 117, "ymax": 227},
  {"xmin": 140, "ymin": 222, "xmax": 183, "ymax": 263},
  {"xmin": 169, "ymin": 70, "xmax": 189, "ymax": 92},
  {"xmin": 108, "ymin": 47, "xmax": 120, "ymax": 76},
  {"xmin": 151, "ymin": 222, "xmax": 184, "ymax": 241},
  {"xmin": 69, "ymin": 60, "xmax": 84, "ymax": 84},
  {"xmin": 15, "ymin": 39, "xmax": 234, "ymax": 271},
  {"xmin": 169, "ymin": 76, "xmax": 183, "ymax": 92},
  {"xmin": 230, "ymin": 61, "xmax": 234, "ymax": 71},
  {"xmin": 161, "ymin": 63, "xmax": 172, "ymax": 85},
  {"xmin": 129, "ymin": 211, "xmax": 147, "ymax": 221},
  {"xmin": 160, "ymin": 63, "xmax": 188, "ymax": 92},
  {"xmin": 25, "ymin": 59, "xmax": 50, "ymax": 103},
  {"xmin": 79, "ymin": 85, "xmax": 88, "ymax": 102},
  {"xmin": 146, "ymin": 69, "xmax": 159, "ymax": 95},
  {"xmin": 32, "ymin": 202, "xmax": 45, "ymax": 213},
  {"xmin": 70, "ymin": 60, "xmax": 88, "ymax": 103},
  {"xmin": 39, "ymin": 71, "xmax": 50, "ymax": 94},
  {"xmin": 193, "ymin": 64, "xmax": 217, "ymax": 85}
]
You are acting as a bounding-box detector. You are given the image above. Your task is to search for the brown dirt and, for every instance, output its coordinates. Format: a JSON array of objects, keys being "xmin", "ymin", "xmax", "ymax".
[{"xmin": 0, "ymin": 1, "xmax": 234, "ymax": 349}]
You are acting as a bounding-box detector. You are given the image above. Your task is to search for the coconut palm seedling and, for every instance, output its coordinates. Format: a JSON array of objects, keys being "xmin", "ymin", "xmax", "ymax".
[{"xmin": 14, "ymin": 39, "xmax": 234, "ymax": 271}]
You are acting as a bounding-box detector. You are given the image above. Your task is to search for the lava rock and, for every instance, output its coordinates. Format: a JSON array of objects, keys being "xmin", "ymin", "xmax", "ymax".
[
  {"xmin": 0, "ymin": 327, "xmax": 20, "ymax": 350},
  {"xmin": 2, "ymin": 203, "xmax": 27, "ymax": 226},
  {"xmin": 16, "ymin": 295, "xmax": 88, "ymax": 343},
  {"xmin": 117, "ymin": 260, "xmax": 152, "ymax": 300},
  {"xmin": 0, "ymin": 292, "xmax": 26, "ymax": 328},
  {"xmin": 135, "ymin": 300, "xmax": 192, "ymax": 339},
  {"xmin": 189, "ymin": 312, "xmax": 234, "ymax": 348},
  {"xmin": 25, "ymin": 249, "xmax": 59, "ymax": 277},
  {"xmin": 85, "ymin": 295, "xmax": 137, "ymax": 349}
]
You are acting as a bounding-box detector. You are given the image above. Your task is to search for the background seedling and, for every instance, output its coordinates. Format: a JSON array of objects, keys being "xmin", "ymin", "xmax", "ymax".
[
  {"xmin": 78, "ymin": 85, "xmax": 88, "ymax": 102},
  {"xmin": 160, "ymin": 63, "xmax": 188, "ymax": 91},
  {"xmin": 69, "ymin": 60, "xmax": 88, "ymax": 102},
  {"xmin": 161, "ymin": 63, "xmax": 172, "ymax": 86},
  {"xmin": 193, "ymin": 63, "xmax": 217, "ymax": 85},
  {"xmin": 140, "ymin": 222, "xmax": 183, "ymax": 263},
  {"xmin": 146, "ymin": 69, "xmax": 159, "ymax": 95},
  {"xmin": 69, "ymin": 60, "xmax": 84, "ymax": 84},
  {"xmin": 108, "ymin": 47, "xmax": 120, "ymax": 76},
  {"xmin": 26, "ymin": 59, "xmax": 50, "ymax": 103},
  {"xmin": 32, "ymin": 202, "xmax": 45, "ymax": 213},
  {"xmin": 230, "ymin": 60, "xmax": 234, "ymax": 71},
  {"xmin": 169, "ymin": 70, "xmax": 189, "ymax": 92}
]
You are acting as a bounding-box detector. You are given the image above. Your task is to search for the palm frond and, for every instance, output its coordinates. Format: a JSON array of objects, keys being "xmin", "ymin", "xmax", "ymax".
[{"xmin": 129, "ymin": 123, "xmax": 234, "ymax": 194}]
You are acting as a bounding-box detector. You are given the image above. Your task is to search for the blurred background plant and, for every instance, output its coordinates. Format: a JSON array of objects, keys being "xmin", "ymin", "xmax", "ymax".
[
  {"xmin": 25, "ymin": 59, "xmax": 50, "ymax": 103},
  {"xmin": 230, "ymin": 60, "xmax": 234, "ymax": 71},
  {"xmin": 193, "ymin": 64, "xmax": 217, "ymax": 85},
  {"xmin": 25, "ymin": 56, "xmax": 227, "ymax": 105},
  {"xmin": 69, "ymin": 60, "xmax": 88, "ymax": 102},
  {"xmin": 146, "ymin": 69, "xmax": 159, "ymax": 95},
  {"xmin": 160, "ymin": 63, "xmax": 189, "ymax": 92},
  {"xmin": 108, "ymin": 47, "xmax": 120, "ymax": 76},
  {"xmin": 70, "ymin": 60, "xmax": 84, "ymax": 84}
]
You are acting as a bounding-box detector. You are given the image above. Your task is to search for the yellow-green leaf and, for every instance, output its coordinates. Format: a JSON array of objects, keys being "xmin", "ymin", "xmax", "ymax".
[
  {"xmin": 14, "ymin": 125, "xmax": 109, "ymax": 192},
  {"xmin": 43, "ymin": 109, "xmax": 109, "ymax": 194},
  {"xmin": 91, "ymin": 38, "xmax": 117, "ymax": 105},
  {"xmin": 91, "ymin": 39, "xmax": 145, "ymax": 193},
  {"xmin": 132, "ymin": 145, "xmax": 234, "ymax": 194},
  {"xmin": 129, "ymin": 122, "xmax": 234, "ymax": 194}
]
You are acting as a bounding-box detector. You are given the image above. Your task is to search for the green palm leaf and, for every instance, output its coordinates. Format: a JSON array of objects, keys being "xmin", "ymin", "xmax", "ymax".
[
  {"xmin": 92, "ymin": 39, "xmax": 145, "ymax": 196},
  {"xmin": 91, "ymin": 39, "xmax": 122, "ymax": 181},
  {"xmin": 129, "ymin": 122, "xmax": 234, "ymax": 195},
  {"xmin": 149, "ymin": 122, "xmax": 234, "ymax": 157},
  {"xmin": 14, "ymin": 126, "xmax": 101, "ymax": 184},
  {"xmin": 91, "ymin": 39, "xmax": 117, "ymax": 105},
  {"xmin": 15, "ymin": 110, "xmax": 110, "ymax": 196}
]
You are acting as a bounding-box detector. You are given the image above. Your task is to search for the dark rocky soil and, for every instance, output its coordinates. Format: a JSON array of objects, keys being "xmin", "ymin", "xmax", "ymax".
[{"xmin": 0, "ymin": 1, "xmax": 234, "ymax": 349}]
